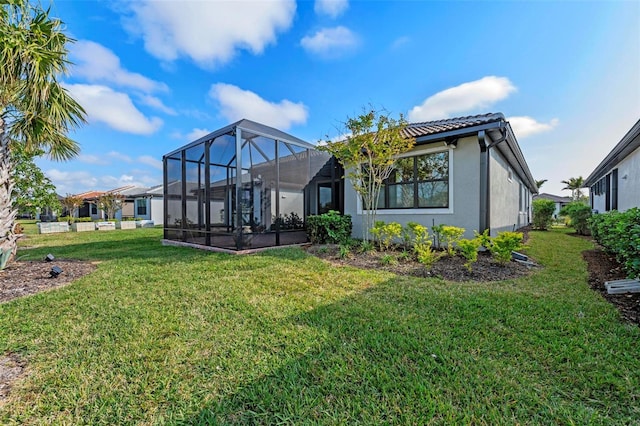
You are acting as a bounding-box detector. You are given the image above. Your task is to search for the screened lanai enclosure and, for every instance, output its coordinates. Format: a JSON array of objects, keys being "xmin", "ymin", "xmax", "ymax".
[{"xmin": 163, "ymin": 119, "xmax": 336, "ymax": 251}]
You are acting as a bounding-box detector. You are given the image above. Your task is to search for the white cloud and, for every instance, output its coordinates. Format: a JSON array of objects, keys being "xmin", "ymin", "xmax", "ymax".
[
  {"xmin": 508, "ymin": 116, "xmax": 560, "ymax": 139},
  {"xmin": 138, "ymin": 155, "xmax": 163, "ymax": 170},
  {"xmin": 123, "ymin": 0, "xmax": 296, "ymax": 69},
  {"xmin": 71, "ymin": 40, "xmax": 168, "ymax": 93},
  {"xmin": 138, "ymin": 95, "xmax": 177, "ymax": 115},
  {"xmin": 64, "ymin": 84, "xmax": 163, "ymax": 135},
  {"xmin": 209, "ymin": 83, "xmax": 308, "ymax": 130},
  {"xmin": 391, "ymin": 36, "xmax": 410, "ymax": 50},
  {"xmin": 187, "ymin": 128, "xmax": 212, "ymax": 141},
  {"xmin": 408, "ymin": 76, "xmax": 517, "ymax": 122},
  {"xmin": 300, "ymin": 26, "xmax": 359, "ymax": 59},
  {"xmin": 107, "ymin": 151, "xmax": 133, "ymax": 163},
  {"xmin": 78, "ymin": 154, "xmax": 109, "ymax": 165},
  {"xmin": 314, "ymin": 0, "xmax": 348, "ymax": 18},
  {"xmin": 46, "ymin": 169, "xmax": 98, "ymax": 194}
]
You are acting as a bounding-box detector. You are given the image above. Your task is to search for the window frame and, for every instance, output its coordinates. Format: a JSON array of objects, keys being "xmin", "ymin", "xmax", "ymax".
[
  {"xmin": 357, "ymin": 146, "xmax": 454, "ymax": 215},
  {"xmin": 136, "ymin": 198, "xmax": 148, "ymax": 216}
]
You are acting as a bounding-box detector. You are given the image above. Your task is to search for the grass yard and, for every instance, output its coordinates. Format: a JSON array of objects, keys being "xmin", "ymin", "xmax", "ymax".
[{"xmin": 0, "ymin": 224, "xmax": 639, "ymax": 424}]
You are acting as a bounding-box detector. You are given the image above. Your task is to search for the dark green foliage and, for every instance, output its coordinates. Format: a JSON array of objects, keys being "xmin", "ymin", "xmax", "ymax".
[
  {"xmin": 589, "ymin": 208, "xmax": 640, "ymax": 278},
  {"xmin": 532, "ymin": 199, "xmax": 556, "ymax": 230},
  {"xmin": 305, "ymin": 210, "xmax": 352, "ymax": 244},
  {"xmin": 560, "ymin": 202, "xmax": 592, "ymax": 235},
  {"xmin": 273, "ymin": 212, "xmax": 304, "ymax": 230}
]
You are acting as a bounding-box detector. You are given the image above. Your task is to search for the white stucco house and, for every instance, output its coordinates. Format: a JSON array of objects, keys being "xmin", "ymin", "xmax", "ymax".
[
  {"xmin": 585, "ymin": 119, "xmax": 640, "ymax": 212},
  {"xmin": 162, "ymin": 113, "xmax": 537, "ymax": 251},
  {"xmin": 337, "ymin": 113, "xmax": 538, "ymax": 239}
]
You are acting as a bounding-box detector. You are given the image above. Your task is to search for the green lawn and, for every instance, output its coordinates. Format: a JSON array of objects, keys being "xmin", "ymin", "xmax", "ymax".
[{"xmin": 0, "ymin": 225, "xmax": 638, "ymax": 424}]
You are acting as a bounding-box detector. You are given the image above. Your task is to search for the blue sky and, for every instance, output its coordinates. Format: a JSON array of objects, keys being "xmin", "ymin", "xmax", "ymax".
[{"xmin": 38, "ymin": 0, "xmax": 639, "ymax": 196}]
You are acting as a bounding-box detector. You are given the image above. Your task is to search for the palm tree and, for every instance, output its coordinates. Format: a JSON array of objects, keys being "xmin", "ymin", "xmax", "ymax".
[
  {"xmin": 1, "ymin": 1, "xmax": 86, "ymax": 266},
  {"xmin": 561, "ymin": 176, "xmax": 585, "ymax": 201},
  {"xmin": 535, "ymin": 179, "xmax": 547, "ymax": 190}
]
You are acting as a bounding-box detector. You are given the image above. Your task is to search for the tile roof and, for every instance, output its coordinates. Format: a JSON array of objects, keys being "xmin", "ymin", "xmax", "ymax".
[{"xmin": 403, "ymin": 113, "xmax": 505, "ymax": 139}]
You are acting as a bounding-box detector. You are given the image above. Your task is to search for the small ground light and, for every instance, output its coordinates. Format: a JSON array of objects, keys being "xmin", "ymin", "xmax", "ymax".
[
  {"xmin": 50, "ymin": 266, "xmax": 63, "ymax": 278},
  {"xmin": 45, "ymin": 253, "xmax": 55, "ymax": 262}
]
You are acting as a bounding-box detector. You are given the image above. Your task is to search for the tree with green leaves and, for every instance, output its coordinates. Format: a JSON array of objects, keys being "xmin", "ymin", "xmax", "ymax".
[
  {"xmin": 319, "ymin": 108, "xmax": 415, "ymax": 242},
  {"xmin": 98, "ymin": 192, "xmax": 124, "ymax": 220},
  {"xmin": 535, "ymin": 179, "xmax": 547, "ymax": 190},
  {"xmin": 0, "ymin": 0, "xmax": 85, "ymax": 265},
  {"xmin": 561, "ymin": 176, "xmax": 586, "ymax": 201},
  {"xmin": 61, "ymin": 194, "xmax": 83, "ymax": 221},
  {"xmin": 11, "ymin": 145, "xmax": 59, "ymax": 218}
]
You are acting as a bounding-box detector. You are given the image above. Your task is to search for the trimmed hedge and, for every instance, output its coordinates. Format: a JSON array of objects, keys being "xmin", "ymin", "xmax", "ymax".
[
  {"xmin": 532, "ymin": 199, "xmax": 555, "ymax": 230},
  {"xmin": 560, "ymin": 202, "xmax": 592, "ymax": 235},
  {"xmin": 305, "ymin": 210, "xmax": 352, "ymax": 244},
  {"xmin": 589, "ymin": 208, "xmax": 640, "ymax": 279}
]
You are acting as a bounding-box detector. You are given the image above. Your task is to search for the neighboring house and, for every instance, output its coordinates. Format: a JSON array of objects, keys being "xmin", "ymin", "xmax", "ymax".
[
  {"xmin": 585, "ymin": 118, "xmax": 640, "ymax": 212},
  {"xmin": 73, "ymin": 185, "xmax": 164, "ymax": 222},
  {"xmin": 533, "ymin": 193, "xmax": 572, "ymax": 218},
  {"xmin": 163, "ymin": 114, "xmax": 537, "ymax": 251},
  {"xmin": 121, "ymin": 184, "xmax": 164, "ymax": 225}
]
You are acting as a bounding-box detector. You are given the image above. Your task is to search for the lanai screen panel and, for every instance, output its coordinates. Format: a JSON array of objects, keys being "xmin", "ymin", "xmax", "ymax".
[{"xmin": 163, "ymin": 120, "xmax": 330, "ymax": 250}]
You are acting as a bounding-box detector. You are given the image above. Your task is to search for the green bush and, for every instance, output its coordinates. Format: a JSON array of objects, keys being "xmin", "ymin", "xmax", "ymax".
[
  {"xmin": 440, "ymin": 225, "xmax": 465, "ymax": 256},
  {"xmin": 589, "ymin": 208, "xmax": 640, "ymax": 279},
  {"xmin": 532, "ymin": 199, "xmax": 556, "ymax": 230},
  {"xmin": 405, "ymin": 222, "xmax": 429, "ymax": 247},
  {"xmin": 560, "ymin": 202, "xmax": 592, "ymax": 235},
  {"xmin": 371, "ymin": 221, "xmax": 402, "ymax": 251},
  {"xmin": 415, "ymin": 239, "xmax": 442, "ymax": 271},
  {"xmin": 305, "ymin": 210, "xmax": 352, "ymax": 244},
  {"xmin": 489, "ymin": 231, "xmax": 524, "ymax": 265},
  {"xmin": 458, "ymin": 238, "xmax": 482, "ymax": 271}
]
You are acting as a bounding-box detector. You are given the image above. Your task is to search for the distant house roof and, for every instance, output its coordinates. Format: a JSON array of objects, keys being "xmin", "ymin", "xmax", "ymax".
[
  {"xmin": 584, "ymin": 118, "xmax": 640, "ymax": 186},
  {"xmin": 534, "ymin": 193, "xmax": 572, "ymax": 203},
  {"xmin": 73, "ymin": 185, "xmax": 138, "ymax": 200}
]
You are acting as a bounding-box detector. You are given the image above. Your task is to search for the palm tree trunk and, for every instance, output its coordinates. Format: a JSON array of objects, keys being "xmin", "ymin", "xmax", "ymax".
[{"xmin": 0, "ymin": 116, "xmax": 18, "ymax": 266}]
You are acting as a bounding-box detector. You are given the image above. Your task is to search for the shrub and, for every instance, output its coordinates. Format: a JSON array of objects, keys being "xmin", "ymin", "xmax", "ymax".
[
  {"xmin": 532, "ymin": 199, "xmax": 556, "ymax": 230},
  {"xmin": 440, "ymin": 225, "xmax": 465, "ymax": 256},
  {"xmin": 560, "ymin": 202, "xmax": 592, "ymax": 235},
  {"xmin": 474, "ymin": 229, "xmax": 491, "ymax": 249},
  {"xmin": 405, "ymin": 222, "xmax": 429, "ymax": 246},
  {"xmin": 457, "ymin": 238, "xmax": 482, "ymax": 271},
  {"xmin": 415, "ymin": 240, "xmax": 443, "ymax": 271},
  {"xmin": 489, "ymin": 231, "xmax": 524, "ymax": 265},
  {"xmin": 380, "ymin": 253, "xmax": 398, "ymax": 266},
  {"xmin": 338, "ymin": 244, "xmax": 351, "ymax": 259},
  {"xmin": 371, "ymin": 221, "xmax": 402, "ymax": 251},
  {"xmin": 306, "ymin": 210, "xmax": 352, "ymax": 244},
  {"xmin": 431, "ymin": 224, "xmax": 444, "ymax": 249},
  {"xmin": 589, "ymin": 208, "xmax": 640, "ymax": 279}
]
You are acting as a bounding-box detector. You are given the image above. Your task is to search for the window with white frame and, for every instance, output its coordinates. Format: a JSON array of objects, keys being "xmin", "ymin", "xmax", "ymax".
[{"xmin": 376, "ymin": 151, "xmax": 449, "ymax": 209}]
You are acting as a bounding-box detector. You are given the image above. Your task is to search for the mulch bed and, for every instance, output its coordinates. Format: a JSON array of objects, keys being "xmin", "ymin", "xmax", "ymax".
[
  {"xmin": 305, "ymin": 245, "xmax": 535, "ymax": 282},
  {"xmin": 0, "ymin": 259, "xmax": 97, "ymax": 304},
  {"xmin": 583, "ymin": 247, "xmax": 640, "ymax": 326}
]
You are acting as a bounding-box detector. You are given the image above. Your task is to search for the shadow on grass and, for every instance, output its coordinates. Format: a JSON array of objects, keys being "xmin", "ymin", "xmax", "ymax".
[
  {"xmin": 17, "ymin": 235, "xmax": 226, "ymax": 263},
  {"xmin": 181, "ymin": 275, "xmax": 640, "ymax": 425}
]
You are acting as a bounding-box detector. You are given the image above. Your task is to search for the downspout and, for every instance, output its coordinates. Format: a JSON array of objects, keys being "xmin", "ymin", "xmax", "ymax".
[{"xmin": 478, "ymin": 125, "xmax": 508, "ymax": 234}]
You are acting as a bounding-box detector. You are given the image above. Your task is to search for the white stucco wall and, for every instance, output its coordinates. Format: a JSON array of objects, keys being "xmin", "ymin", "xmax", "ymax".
[
  {"xmin": 151, "ymin": 197, "xmax": 164, "ymax": 225},
  {"xmin": 489, "ymin": 149, "xmax": 530, "ymax": 234},
  {"xmin": 617, "ymin": 146, "xmax": 640, "ymax": 211},
  {"xmin": 345, "ymin": 136, "xmax": 481, "ymax": 239}
]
